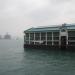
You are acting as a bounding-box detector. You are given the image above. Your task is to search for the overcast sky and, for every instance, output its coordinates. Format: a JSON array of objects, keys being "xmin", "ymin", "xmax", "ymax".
[{"xmin": 0, "ymin": 0, "xmax": 75, "ymax": 38}]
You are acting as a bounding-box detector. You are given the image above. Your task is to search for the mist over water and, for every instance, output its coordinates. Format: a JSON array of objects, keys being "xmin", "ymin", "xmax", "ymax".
[{"xmin": 0, "ymin": 40, "xmax": 75, "ymax": 75}]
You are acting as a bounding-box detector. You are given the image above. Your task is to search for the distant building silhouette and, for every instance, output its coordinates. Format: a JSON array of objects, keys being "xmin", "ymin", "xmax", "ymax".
[
  {"xmin": 0, "ymin": 35, "xmax": 2, "ymax": 39},
  {"xmin": 4, "ymin": 33, "xmax": 11, "ymax": 39}
]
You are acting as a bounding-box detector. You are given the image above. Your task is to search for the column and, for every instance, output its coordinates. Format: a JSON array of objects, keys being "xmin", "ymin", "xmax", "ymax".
[
  {"xmin": 46, "ymin": 32, "xmax": 47, "ymax": 45},
  {"xmin": 34, "ymin": 32, "xmax": 35, "ymax": 45},
  {"xmin": 67, "ymin": 31, "xmax": 68, "ymax": 45},
  {"xmin": 24, "ymin": 35, "xmax": 26, "ymax": 44},
  {"xmin": 39, "ymin": 32, "xmax": 41, "ymax": 45},
  {"xmin": 59, "ymin": 30, "xmax": 61, "ymax": 46},
  {"xmin": 52, "ymin": 32, "xmax": 54, "ymax": 45},
  {"xmin": 29, "ymin": 33, "xmax": 30, "ymax": 44},
  {"xmin": 40, "ymin": 32, "xmax": 41, "ymax": 41}
]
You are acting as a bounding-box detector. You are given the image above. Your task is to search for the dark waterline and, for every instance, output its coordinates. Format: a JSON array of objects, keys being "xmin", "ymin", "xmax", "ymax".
[{"xmin": 0, "ymin": 40, "xmax": 75, "ymax": 75}]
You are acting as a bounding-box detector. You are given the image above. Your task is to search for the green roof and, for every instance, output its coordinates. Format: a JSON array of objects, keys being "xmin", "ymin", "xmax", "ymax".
[
  {"xmin": 24, "ymin": 24, "xmax": 75, "ymax": 33},
  {"xmin": 25, "ymin": 27, "xmax": 59, "ymax": 32}
]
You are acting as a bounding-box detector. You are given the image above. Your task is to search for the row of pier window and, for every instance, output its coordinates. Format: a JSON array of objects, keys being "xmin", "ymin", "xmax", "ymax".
[
  {"xmin": 24, "ymin": 31, "xmax": 75, "ymax": 45},
  {"xmin": 25, "ymin": 32, "xmax": 59, "ymax": 41}
]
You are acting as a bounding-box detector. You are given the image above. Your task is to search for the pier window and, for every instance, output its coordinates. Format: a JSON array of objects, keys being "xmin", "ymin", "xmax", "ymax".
[
  {"xmin": 53, "ymin": 32, "xmax": 59, "ymax": 41},
  {"xmin": 68, "ymin": 31, "xmax": 75, "ymax": 37},
  {"xmin": 68, "ymin": 37, "xmax": 75, "ymax": 40},
  {"xmin": 47, "ymin": 32, "xmax": 52, "ymax": 40},
  {"xmin": 30, "ymin": 33, "xmax": 34, "ymax": 40},
  {"xmin": 53, "ymin": 32, "xmax": 59, "ymax": 37},
  {"xmin": 47, "ymin": 32, "xmax": 52, "ymax": 36},
  {"xmin": 35, "ymin": 33, "xmax": 40, "ymax": 40},
  {"xmin": 41, "ymin": 33, "xmax": 46, "ymax": 40},
  {"xmin": 53, "ymin": 37, "xmax": 59, "ymax": 40},
  {"xmin": 47, "ymin": 37, "xmax": 52, "ymax": 40},
  {"xmin": 68, "ymin": 31, "xmax": 75, "ymax": 41},
  {"xmin": 26, "ymin": 33, "xmax": 29, "ymax": 40},
  {"xmin": 25, "ymin": 41, "xmax": 29, "ymax": 44}
]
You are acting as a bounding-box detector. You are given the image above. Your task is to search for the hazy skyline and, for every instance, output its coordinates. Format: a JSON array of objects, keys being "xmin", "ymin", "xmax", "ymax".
[{"xmin": 0, "ymin": 0, "xmax": 75, "ymax": 38}]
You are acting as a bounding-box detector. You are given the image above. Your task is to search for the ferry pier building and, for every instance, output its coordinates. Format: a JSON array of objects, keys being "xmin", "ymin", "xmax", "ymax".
[{"xmin": 24, "ymin": 24, "xmax": 75, "ymax": 49}]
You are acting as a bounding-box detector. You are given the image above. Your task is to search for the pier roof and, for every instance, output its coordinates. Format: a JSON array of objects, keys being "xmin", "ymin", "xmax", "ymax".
[
  {"xmin": 24, "ymin": 24, "xmax": 75, "ymax": 33},
  {"xmin": 25, "ymin": 26, "xmax": 59, "ymax": 32}
]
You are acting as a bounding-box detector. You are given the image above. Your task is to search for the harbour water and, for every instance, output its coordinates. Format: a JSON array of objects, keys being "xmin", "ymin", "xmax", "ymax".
[{"xmin": 0, "ymin": 40, "xmax": 75, "ymax": 75}]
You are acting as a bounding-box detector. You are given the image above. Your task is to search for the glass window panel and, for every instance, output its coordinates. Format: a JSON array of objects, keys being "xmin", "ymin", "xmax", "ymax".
[
  {"xmin": 35, "ymin": 33, "xmax": 40, "ymax": 37},
  {"xmin": 26, "ymin": 33, "xmax": 29, "ymax": 37},
  {"xmin": 53, "ymin": 37, "xmax": 59, "ymax": 40},
  {"xmin": 41, "ymin": 33, "xmax": 46, "ymax": 37},
  {"xmin": 47, "ymin": 32, "xmax": 52, "ymax": 37},
  {"xmin": 30, "ymin": 36, "xmax": 34, "ymax": 40},
  {"xmin": 25, "ymin": 41, "xmax": 29, "ymax": 44},
  {"xmin": 68, "ymin": 37, "xmax": 75, "ymax": 40},
  {"xmin": 35, "ymin": 37, "xmax": 40, "ymax": 40},
  {"xmin": 53, "ymin": 32, "xmax": 59, "ymax": 36},
  {"xmin": 41, "ymin": 37, "xmax": 46, "ymax": 40},
  {"xmin": 35, "ymin": 33, "xmax": 40, "ymax": 40},
  {"xmin": 30, "ymin": 33, "xmax": 34, "ymax": 40},
  {"xmin": 68, "ymin": 31, "xmax": 75, "ymax": 36},
  {"xmin": 26, "ymin": 33, "xmax": 29, "ymax": 40},
  {"xmin": 47, "ymin": 37, "xmax": 52, "ymax": 40},
  {"xmin": 26, "ymin": 37, "xmax": 29, "ymax": 40},
  {"xmin": 30, "ymin": 33, "xmax": 34, "ymax": 37}
]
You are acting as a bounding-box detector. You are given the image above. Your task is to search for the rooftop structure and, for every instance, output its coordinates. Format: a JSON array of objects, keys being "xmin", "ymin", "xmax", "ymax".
[{"xmin": 24, "ymin": 23, "xmax": 75, "ymax": 49}]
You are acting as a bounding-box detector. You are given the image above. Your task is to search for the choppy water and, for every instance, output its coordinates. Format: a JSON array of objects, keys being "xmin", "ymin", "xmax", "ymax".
[{"xmin": 0, "ymin": 40, "xmax": 75, "ymax": 75}]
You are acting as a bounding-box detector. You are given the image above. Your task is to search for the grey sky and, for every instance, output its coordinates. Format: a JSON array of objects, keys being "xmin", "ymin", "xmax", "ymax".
[{"xmin": 0, "ymin": 0, "xmax": 75, "ymax": 38}]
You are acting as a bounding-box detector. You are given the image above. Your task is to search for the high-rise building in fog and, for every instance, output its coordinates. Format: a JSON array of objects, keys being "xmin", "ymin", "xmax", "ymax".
[
  {"xmin": 4, "ymin": 33, "xmax": 11, "ymax": 39},
  {"xmin": 0, "ymin": 35, "xmax": 2, "ymax": 39}
]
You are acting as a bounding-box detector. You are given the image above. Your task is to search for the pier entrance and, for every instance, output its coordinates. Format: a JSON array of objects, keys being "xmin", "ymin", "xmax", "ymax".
[{"xmin": 61, "ymin": 36, "xmax": 67, "ymax": 49}]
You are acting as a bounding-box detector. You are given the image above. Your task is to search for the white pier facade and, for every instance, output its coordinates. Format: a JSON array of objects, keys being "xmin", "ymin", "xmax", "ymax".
[{"xmin": 24, "ymin": 24, "xmax": 75, "ymax": 48}]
